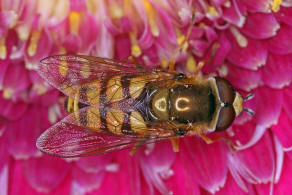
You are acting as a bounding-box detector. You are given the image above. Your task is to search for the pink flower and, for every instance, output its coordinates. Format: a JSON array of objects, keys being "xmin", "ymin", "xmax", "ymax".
[{"xmin": 1, "ymin": 0, "xmax": 292, "ymax": 194}]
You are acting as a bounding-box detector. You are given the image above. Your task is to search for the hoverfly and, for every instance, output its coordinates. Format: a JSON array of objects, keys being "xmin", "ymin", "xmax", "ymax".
[{"xmin": 36, "ymin": 54, "xmax": 254, "ymax": 157}]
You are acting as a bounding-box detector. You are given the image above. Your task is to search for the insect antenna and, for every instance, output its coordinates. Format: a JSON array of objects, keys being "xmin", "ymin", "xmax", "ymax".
[
  {"xmin": 243, "ymin": 108, "xmax": 255, "ymax": 116},
  {"xmin": 243, "ymin": 93, "xmax": 254, "ymax": 101}
]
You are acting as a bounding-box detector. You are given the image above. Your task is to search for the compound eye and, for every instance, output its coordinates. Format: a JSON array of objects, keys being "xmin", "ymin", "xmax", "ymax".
[
  {"xmin": 215, "ymin": 106, "xmax": 235, "ymax": 131},
  {"xmin": 215, "ymin": 77, "xmax": 235, "ymax": 104}
]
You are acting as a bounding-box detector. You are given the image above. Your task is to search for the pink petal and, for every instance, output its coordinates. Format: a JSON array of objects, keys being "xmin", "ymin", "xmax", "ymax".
[
  {"xmin": 215, "ymin": 173, "xmax": 251, "ymax": 195},
  {"xmin": 0, "ymin": 164, "xmax": 8, "ymax": 195},
  {"xmin": 227, "ymin": 33, "xmax": 267, "ymax": 70},
  {"xmin": 225, "ymin": 63, "xmax": 261, "ymax": 91},
  {"xmin": 140, "ymin": 141, "xmax": 176, "ymax": 195},
  {"xmin": 0, "ymin": 97, "xmax": 28, "ymax": 120},
  {"xmin": 165, "ymin": 156, "xmax": 200, "ymax": 195},
  {"xmin": 231, "ymin": 132, "xmax": 275, "ymax": 183},
  {"xmin": 273, "ymin": 154, "xmax": 292, "ymax": 194},
  {"xmin": 76, "ymin": 155, "xmax": 112, "ymax": 173},
  {"xmin": 268, "ymin": 24, "xmax": 292, "ymax": 55},
  {"xmin": 252, "ymin": 87, "xmax": 283, "ymax": 128},
  {"xmin": 261, "ymin": 53, "xmax": 292, "ymax": 88},
  {"xmin": 275, "ymin": 7, "xmax": 292, "ymax": 26},
  {"xmin": 241, "ymin": 13, "xmax": 279, "ymax": 39},
  {"xmin": 22, "ymin": 156, "xmax": 72, "ymax": 193},
  {"xmin": 79, "ymin": 13, "xmax": 98, "ymax": 52},
  {"xmin": 3, "ymin": 61, "xmax": 30, "ymax": 93},
  {"xmin": 212, "ymin": 33, "xmax": 231, "ymax": 66},
  {"xmin": 181, "ymin": 137, "xmax": 228, "ymax": 193},
  {"xmin": 7, "ymin": 105, "xmax": 42, "ymax": 159},
  {"xmin": 272, "ymin": 111, "xmax": 292, "ymax": 148},
  {"xmin": 63, "ymin": 34, "xmax": 81, "ymax": 54},
  {"xmin": 71, "ymin": 166, "xmax": 105, "ymax": 194},
  {"xmin": 222, "ymin": 0, "xmax": 245, "ymax": 27},
  {"xmin": 92, "ymin": 151, "xmax": 141, "ymax": 195},
  {"xmin": 26, "ymin": 28, "xmax": 52, "ymax": 63},
  {"xmin": 114, "ymin": 34, "xmax": 131, "ymax": 60},
  {"xmin": 241, "ymin": 0, "xmax": 271, "ymax": 13},
  {"xmin": 283, "ymin": 84, "xmax": 292, "ymax": 120},
  {"xmin": 0, "ymin": 135, "xmax": 8, "ymax": 172}
]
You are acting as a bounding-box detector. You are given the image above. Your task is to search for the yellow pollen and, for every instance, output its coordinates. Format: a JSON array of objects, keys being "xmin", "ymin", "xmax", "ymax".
[
  {"xmin": 110, "ymin": 4, "xmax": 124, "ymax": 19},
  {"xmin": 160, "ymin": 58, "xmax": 169, "ymax": 69},
  {"xmin": 33, "ymin": 84, "xmax": 47, "ymax": 95},
  {"xmin": 186, "ymin": 55, "xmax": 196, "ymax": 73},
  {"xmin": 17, "ymin": 25, "xmax": 30, "ymax": 41},
  {"xmin": 143, "ymin": 0, "xmax": 159, "ymax": 37},
  {"xmin": 28, "ymin": 30, "xmax": 41, "ymax": 57},
  {"xmin": 58, "ymin": 61, "xmax": 68, "ymax": 76},
  {"xmin": 270, "ymin": 0, "xmax": 282, "ymax": 12},
  {"xmin": 69, "ymin": 11, "xmax": 81, "ymax": 35},
  {"xmin": 3, "ymin": 89, "xmax": 13, "ymax": 99},
  {"xmin": 131, "ymin": 45, "xmax": 142, "ymax": 57},
  {"xmin": 129, "ymin": 32, "xmax": 142, "ymax": 57},
  {"xmin": 230, "ymin": 27, "xmax": 248, "ymax": 48},
  {"xmin": 207, "ymin": 6, "xmax": 219, "ymax": 17},
  {"xmin": 0, "ymin": 38, "xmax": 7, "ymax": 60}
]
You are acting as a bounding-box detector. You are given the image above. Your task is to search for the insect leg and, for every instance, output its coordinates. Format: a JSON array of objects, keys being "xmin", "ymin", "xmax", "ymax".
[
  {"xmin": 171, "ymin": 138, "xmax": 180, "ymax": 152},
  {"xmin": 200, "ymin": 133, "xmax": 237, "ymax": 151},
  {"xmin": 129, "ymin": 140, "xmax": 146, "ymax": 156}
]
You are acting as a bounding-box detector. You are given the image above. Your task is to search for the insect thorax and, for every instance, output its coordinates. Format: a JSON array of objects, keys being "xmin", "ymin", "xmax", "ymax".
[{"xmin": 149, "ymin": 83, "xmax": 216, "ymax": 125}]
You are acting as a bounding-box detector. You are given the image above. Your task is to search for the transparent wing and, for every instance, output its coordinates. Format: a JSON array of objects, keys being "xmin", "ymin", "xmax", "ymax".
[
  {"xmin": 36, "ymin": 106, "xmax": 179, "ymax": 157},
  {"xmin": 37, "ymin": 55, "xmax": 176, "ymax": 105}
]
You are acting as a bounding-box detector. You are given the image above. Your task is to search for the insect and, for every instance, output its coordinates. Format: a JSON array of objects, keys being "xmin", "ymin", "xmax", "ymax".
[{"xmin": 36, "ymin": 54, "xmax": 254, "ymax": 157}]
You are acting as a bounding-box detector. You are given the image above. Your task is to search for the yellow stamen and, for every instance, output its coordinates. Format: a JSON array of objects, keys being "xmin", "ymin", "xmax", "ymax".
[
  {"xmin": 0, "ymin": 37, "xmax": 7, "ymax": 60},
  {"xmin": 207, "ymin": 6, "xmax": 219, "ymax": 17},
  {"xmin": 3, "ymin": 89, "xmax": 13, "ymax": 99},
  {"xmin": 230, "ymin": 27, "xmax": 248, "ymax": 48},
  {"xmin": 28, "ymin": 30, "xmax": 41, "ymax": 57},
  {"xmin": 129, "ymin": 32, "xmax": 142, "ymax": 57},
  {"xmin": 160, "ymin": 58, "xmax": 169, "ymax": 69},
  {"xmin": 270, "ymin": 0, "xmax": 282, "ymax": 12},
  {"xmin": 143, "ymin": 0, "xmax": 159, "ymax": 37},
  {"xmin": 110, "ymin": 3, "xmax": 124, "ymax": 19},
  {"xmin": 58, "ymin": 61, "xmax": 68, "ymax": 76},
  {"xmin": 186, "ymin": 55, "xmax": 196, "ymax": 73},
  {"xmin": 177, "ymin": 35, "xmax": 189, "ymax": 51},
  {"xmin": 33, "ymin": 84, "xmax": 47, "ymax": 95},
  {"xmin": 69, "ymin": 11, "xmax": 81, "ymax": 35}
]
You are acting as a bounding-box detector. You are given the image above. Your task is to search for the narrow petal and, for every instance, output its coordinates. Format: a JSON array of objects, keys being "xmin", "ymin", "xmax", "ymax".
[
  {"xmin": 79, "ymin": 13, "xmax": 98, "ymax": 52},
  {"xmin": 271, "ymin": 111, "xmax": 292, "ymax": 148},
  {"xmin": 230, "ymin": 132, "xmax": 274, "ymax": 184},
  {"xmin": 227, "ymin": 32, "xmax": 267, "ymax": 70},
  {"xmin": 140, "ymin": 141, "xmax": 176, "ymax": 195},
  {"xmin": 241, "ymin": 13, "xmax": 279, "ymax": 39},
  {"xmin": 165, "ymin": 156, "xmax": 200, "ymax": 195},
  {"xmin": 275, "ymin": 7, "xmax": 292, "ymax": 27},
  {"xmin": 212, "ymin": 33, "xmax": 231, "ymax": 66},
  {"xmin": 71, "ymin": 167, "xmax": 105, "ymax": 194},
  {"xmin": 215, "ymin": 173, "xmax": 250, "ymax": 195},
  {"xmin": 253, "ymin": 87, "xmax": 283, "ymax": 128},
  {"xmin": 22, "ymin": 156, "xmax": 71, "ymax": 193},
  {"xmin": 241, "ymin": 0, "xmax": 270, "ymax": 13},
  {"xmin": 92, "ymin": 150, "xmax": 141, "ymax": 195},
  {"xmin": 7, "ymin": 105, "xmax": 42, "ymax": 159},
  {"xmin": 273, "ymin": 154, "xmax": 292, "ymax": 194},
  {"xmin": 268, "ymin": 24, "xmax": 292, "ymax": 55},
  {"xmin": 261, "ymin": 53, "xmax": 292, "ymax": 88},
  {"xmin": 3, "ymin": 61, "xmax": 30, "ymax": 93},
  {"xmin": 0, "ymin": 164, "xmax": 8, "ymax": 195},
  {"xmin": 181, "ymin": 137, "xmax": 228, "ymax": 193},
  {"xmin": 0, "ymin": 97, "xmax": 28, "ymax": 120},
  {"xmin": 76, "ymin": 155, "xmax": 112, "ymax": 173},
  {"xmin": 225, "ymin": 63, "xmax": 261, "ymax": 91},
  {"xmin": 283, "ymin": 84, "xmax": 292, "ymax": 120}
]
